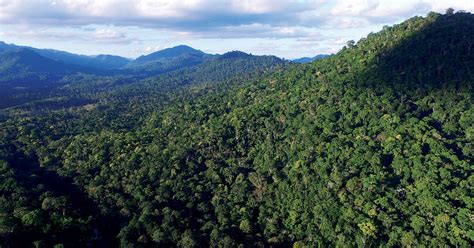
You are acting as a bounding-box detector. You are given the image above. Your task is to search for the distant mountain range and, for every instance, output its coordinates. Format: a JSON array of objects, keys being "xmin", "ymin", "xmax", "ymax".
[
  {"xmin": 0, "ymin": 41, "xmax": 331, "ymax": 75},
  {"xmin": 0, "ymin": 41, "xmax": 297, "ymax": 81},
  {"xmin": 0, "ymin": 48, "xmax": 90, "ymax": 75},
  {"xmin": 292, "ymin": 54, "xmax": 330, "ymax": 63},
  {"xmin": 0, "ymin": 41, "xmax": 130, "ymax": 70},
  {"xmin": 0, "ymin": 42, "xmax": 226, "ymax": 76},
  {"xmin": 0, "ymin": 41, "xmax": 287, "ymax": 108}
]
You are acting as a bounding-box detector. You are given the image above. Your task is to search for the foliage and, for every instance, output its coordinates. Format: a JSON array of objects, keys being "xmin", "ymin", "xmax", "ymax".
[{"xmin": 0, "ymin": 11, "xmax": 473, "ymax": 247}]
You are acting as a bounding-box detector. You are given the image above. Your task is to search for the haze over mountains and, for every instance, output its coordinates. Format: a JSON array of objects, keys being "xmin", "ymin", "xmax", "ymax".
[
  {"xmin": 0, "ymin": 41, "xmax": 324, "ymax": 75},
  {"xmin": 0, "ymin": 42, "xmax": 204, "ymax": 73},
  {"xmin": 0, "ymin": 41, "xmax": 290, "ymax": 109},
  {"xmin": 0, "ymin": 41, "xmax": 327, "ymax": 108},
  {"xmin": 0, "ymin": 41, "xmax": 130, "ymax": 70},
  {"xmin": 292, "ymin": 54, "xmax": 330, "ymax": 63}
]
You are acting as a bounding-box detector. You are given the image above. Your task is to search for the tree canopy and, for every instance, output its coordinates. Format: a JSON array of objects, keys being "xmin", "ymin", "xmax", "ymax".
[{"xmin": 0, "ymin": 11, "xmax": 473, "ymax": 247}]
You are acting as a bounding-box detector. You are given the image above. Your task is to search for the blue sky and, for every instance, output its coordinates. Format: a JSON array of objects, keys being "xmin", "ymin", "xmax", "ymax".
[{"xmin": 0, "ymin": 0, "xmax": 473, "ymax": 59}]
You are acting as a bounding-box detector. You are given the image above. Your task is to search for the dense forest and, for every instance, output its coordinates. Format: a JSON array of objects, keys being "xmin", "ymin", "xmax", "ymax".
[{"xmin": 0, "ymin": 11, "xmax": 473, "ymax": 247}]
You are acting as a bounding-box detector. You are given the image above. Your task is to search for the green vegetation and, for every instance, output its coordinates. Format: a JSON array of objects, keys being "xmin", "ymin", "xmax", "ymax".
[{"xmin": 0, "ymin": 11, "xmax": 473, "ymax": 247}]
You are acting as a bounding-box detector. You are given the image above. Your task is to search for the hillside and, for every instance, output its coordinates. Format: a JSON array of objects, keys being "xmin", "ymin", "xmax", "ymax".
[
  {"xmin": 292, "ymin": 54, "xmax": 330, "ymax": 63},
  {"xmin": 133, "ymin": 45, "xmax": 206, "ymax": 63},
  {"xmin": 0, "ymin": 49, "xmax": 83, "ymax": 75},
  {"xmin": 0, "ymin": 41, "xmax": 130, "ymax": 70},
  {"xmin": 0, "ymin": 47, "xmax": 285, "ymax": 110},
  {"xmin": 31, "ymin": 49, "xmax": 130, "ymax": 70},
  {"xmin": 0, "ymin": 49, "xmax": 102, "ymax": 108},
  {"xmin": 124, "ymin": 45, "xmax": 216, "ymax": 73},
  {"xmin": 0, "ymin": 48, "xmax": 94, "ymax": 102},
  {"xmin": 0, "ymin": 11, "xmax": 473, "ymax": 247}
]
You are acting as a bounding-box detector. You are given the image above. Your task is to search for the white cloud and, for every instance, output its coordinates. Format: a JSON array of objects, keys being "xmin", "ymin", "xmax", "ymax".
[
  {"xmin": 328, "ymin": 17, "xmax": 369, "ymax": 29},
  {"xmin": 95, "ymin": 29, "xmax": 122, "ymax": 39},
  {"xmin": 427, "ymin": 0, "xmax": 474, "ymax": 13},
  {"xmin": 1, "ymin": 0, "xmax": 474, "ymax": 58},
  {"xmin": 0, "ymin": 25, "xmax": 136, "ymax": 45},
  {"xmin": 4, "ymin": 0, "xmax": 469, "ymax": 34},
  {"xmin": 232, "ymin": 0, "xmax": 287, "ymax": 14},
  {"xmin": 93, "ymin": 28, "xmax": 134, "ymax": 43},
  {"xmin": 0, "ymin": 0, "xmax": 312, "ymax": 27},
  {"xmin": 331, "ymin": 0, "xmax": 380, "ymax": 16},
  {"xmin": 5, "ymin": 0, "xmax": 462, "ymax": 38},
  {"xmin": 134, "ymin": 0, "xmax": 206, "ymax": 18},
  {"xmin": 145, "ymin": 45, "xmax": 167, "ymax": 53},
  {"xmin": 329, "ymin": 0, "xmax": 432, "ymax": 28},
  {"xmin": 186, "ymin": 24, "xmax": 321, "ymax": 39}
]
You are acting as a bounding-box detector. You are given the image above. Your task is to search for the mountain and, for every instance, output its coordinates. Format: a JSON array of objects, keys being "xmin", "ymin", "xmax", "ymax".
[
  {"xmin": 0, "ymin": 41, "xmax": 130, "ymax": 70},
  {"xmin": 0, "ymin": 48, "xmax": 101, "ymax": 108},
  {"xmin": 0, "ymin": 48, "xmax": 90, "ymax": 77},
  {"xmin": 134, "ymin": 45, "xmax": 206, "ymax": 63},
  {"xmin": 0, "ymin": 11, "xmax": 473, "ymax": 248},
  {"xmin": 0, "ymin": 48, "xmax": 286, "ymax": 110},
  {"xmin": 97, "ymin": 11, "xmax": 470, "ymax": 247},
  {"xmin": 0, "ymin": 44, "xmax": 284, "ymax": 109},
  {"xmin": 124, "ymin": 45, "xmax": 215, "ymax": 73},
  {"xmin": 292, "ymin": 54, "xmax": 330, "ymax": 63},
  {"xmin": 32, "ymin": 49, "xmax": 130, "ymax": 70},
  {"xmin": 218, "ymin": 50, "xmax": 253, "ymax": 60},
  {"xmin": 0, "ymin": 41, "xmax": 22, "ymax": 54},
  {"xmin": 92, "ymin": 54, "xmax": 131, "ymax": 69}
]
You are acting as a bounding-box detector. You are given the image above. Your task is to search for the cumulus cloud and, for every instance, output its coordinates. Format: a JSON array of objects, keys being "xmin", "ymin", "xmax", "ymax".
[
  {"xmin": 428, "ymin": 0, "xmax": 474, "ymax": 13},
  {"xmin": 329, "ymin": 0, "xmax": 432, "ymax": 28},
  {"xmin": 331, "ymin": 0, "xmax": 380, "ymax": 16},
  {"xmin": 0, "ymin": 0, "xmax": 330, "ymax": 43},
  {"xmin": 1, "ymin": 0, "xmax": 471, "ymax": 36},
  {"xmin": 0, "ymin": 0, "xmax": 473, "ymax": 58},
  {"xmin": 93, "ymin": 28, "xmax": 135, "ymax": 44},
  {"xmin": 0, "ymin": 0, "xmax": 310, "ymax": 28},
  {"xmin": 0, "ymin": 25, "xmax": 136, "ymax": 45},
  {"xmin": 174, "ymin": 24, "xmax": 324, "ymax": 40}
]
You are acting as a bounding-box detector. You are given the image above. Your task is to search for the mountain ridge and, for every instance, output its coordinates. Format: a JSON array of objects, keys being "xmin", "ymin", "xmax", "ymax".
[
  {"xmin": 0, "ymin": 41, "xmax": 130, "ymax": 70},
  {"xmin": 292, "ymin": 54, "xmax": 330, "ymax": 63},
  {"xmin": 133, "ymin": 45, "xmax": 207, "ymax": 62},
  {"xmin": 0, "ymin": 48, "xmax": 95, "ymax": 76}
]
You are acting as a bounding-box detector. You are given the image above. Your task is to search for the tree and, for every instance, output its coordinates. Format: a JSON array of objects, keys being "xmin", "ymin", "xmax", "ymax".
[
  {"xmin": 239, "ymin": 219, "xmax": 252, "ymax": 233},
  {"xmin": 21, "ymin": 210, "xmax": 43, "ymax": 227},
  {"xmin": 446, "ymin": 8, "xmax": 455, "ymax": 15},
  {"xmin": 347, "ymin": 40, "xmax": 356, "ymax": 48}
]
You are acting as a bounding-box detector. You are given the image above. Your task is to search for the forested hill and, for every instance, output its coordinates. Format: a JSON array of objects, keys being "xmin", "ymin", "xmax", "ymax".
[
  {"xmin": 0, "ymin": 11, "xmax": 473, "ymax": 247},
  {"xmin": 0, "ymin": 41, "xmax": 130, "ymax": 70},
  {"xmin": 0, "ymin": 51, "xmax": 286, "ymax": 110},
  {"xmin": 292, "ymin": 54, "xmax": 330, "ymax": 63}
]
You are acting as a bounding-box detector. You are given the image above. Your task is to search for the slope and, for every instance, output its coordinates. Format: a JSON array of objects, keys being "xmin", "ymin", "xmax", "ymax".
[
  {"xmin": 292, "ymin": 54, "xmax": 330, "ymax": 63},
  {"xmin": 0, "ymin": 41, "xmax": 130, "ymax": 70},
  {"xmin": 102, "ymin": 11, "xmax": 471, "ymax": 246},
  {"xmin": 32, "ymin": 49, "xmax": 130, "ymax": 70},
  {"xmin": 133, "ymin": 45, "xmax": 205, "ymax": 62},
  {"xmin": 0, "ymin": 50, "xmax": 288, "ymax": 246},
  {"xmin": 0, "ymin": 49, "xmax": 102, "ymax": 108},
  {"xmin": 124, "ymin": 45, "xmax": 215, "ymax": 74},
  {"xmin": 112, "ymin": 11, "xmax": 471, "ymax": 247},
  {"xmin": 0, "ymin": 11, "xmax": 473, "ymax": 248},
  {"xmin": 0, "ymin": 49, "xmax": 82, "ymax": 76}
]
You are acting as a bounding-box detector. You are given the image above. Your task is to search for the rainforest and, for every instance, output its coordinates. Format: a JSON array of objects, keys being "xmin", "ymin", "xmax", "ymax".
[{"xmin": 0, "ymin": 10, "xmax": 473, "ymax": 247}]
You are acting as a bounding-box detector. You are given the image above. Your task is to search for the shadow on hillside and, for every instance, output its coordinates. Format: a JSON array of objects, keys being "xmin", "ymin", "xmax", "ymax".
[
  {"xmin": 358, "ymin": 12, "xmax": 473, "ymax": 93},
  {"xmin": 6, "ymin": 153, "xmax": 120, "ymax": 247}
]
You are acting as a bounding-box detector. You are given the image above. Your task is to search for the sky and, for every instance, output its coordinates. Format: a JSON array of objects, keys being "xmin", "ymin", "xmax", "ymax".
[{"xmin": 0, "ymin": 0, "xmax": 473, "ymax": 59}]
